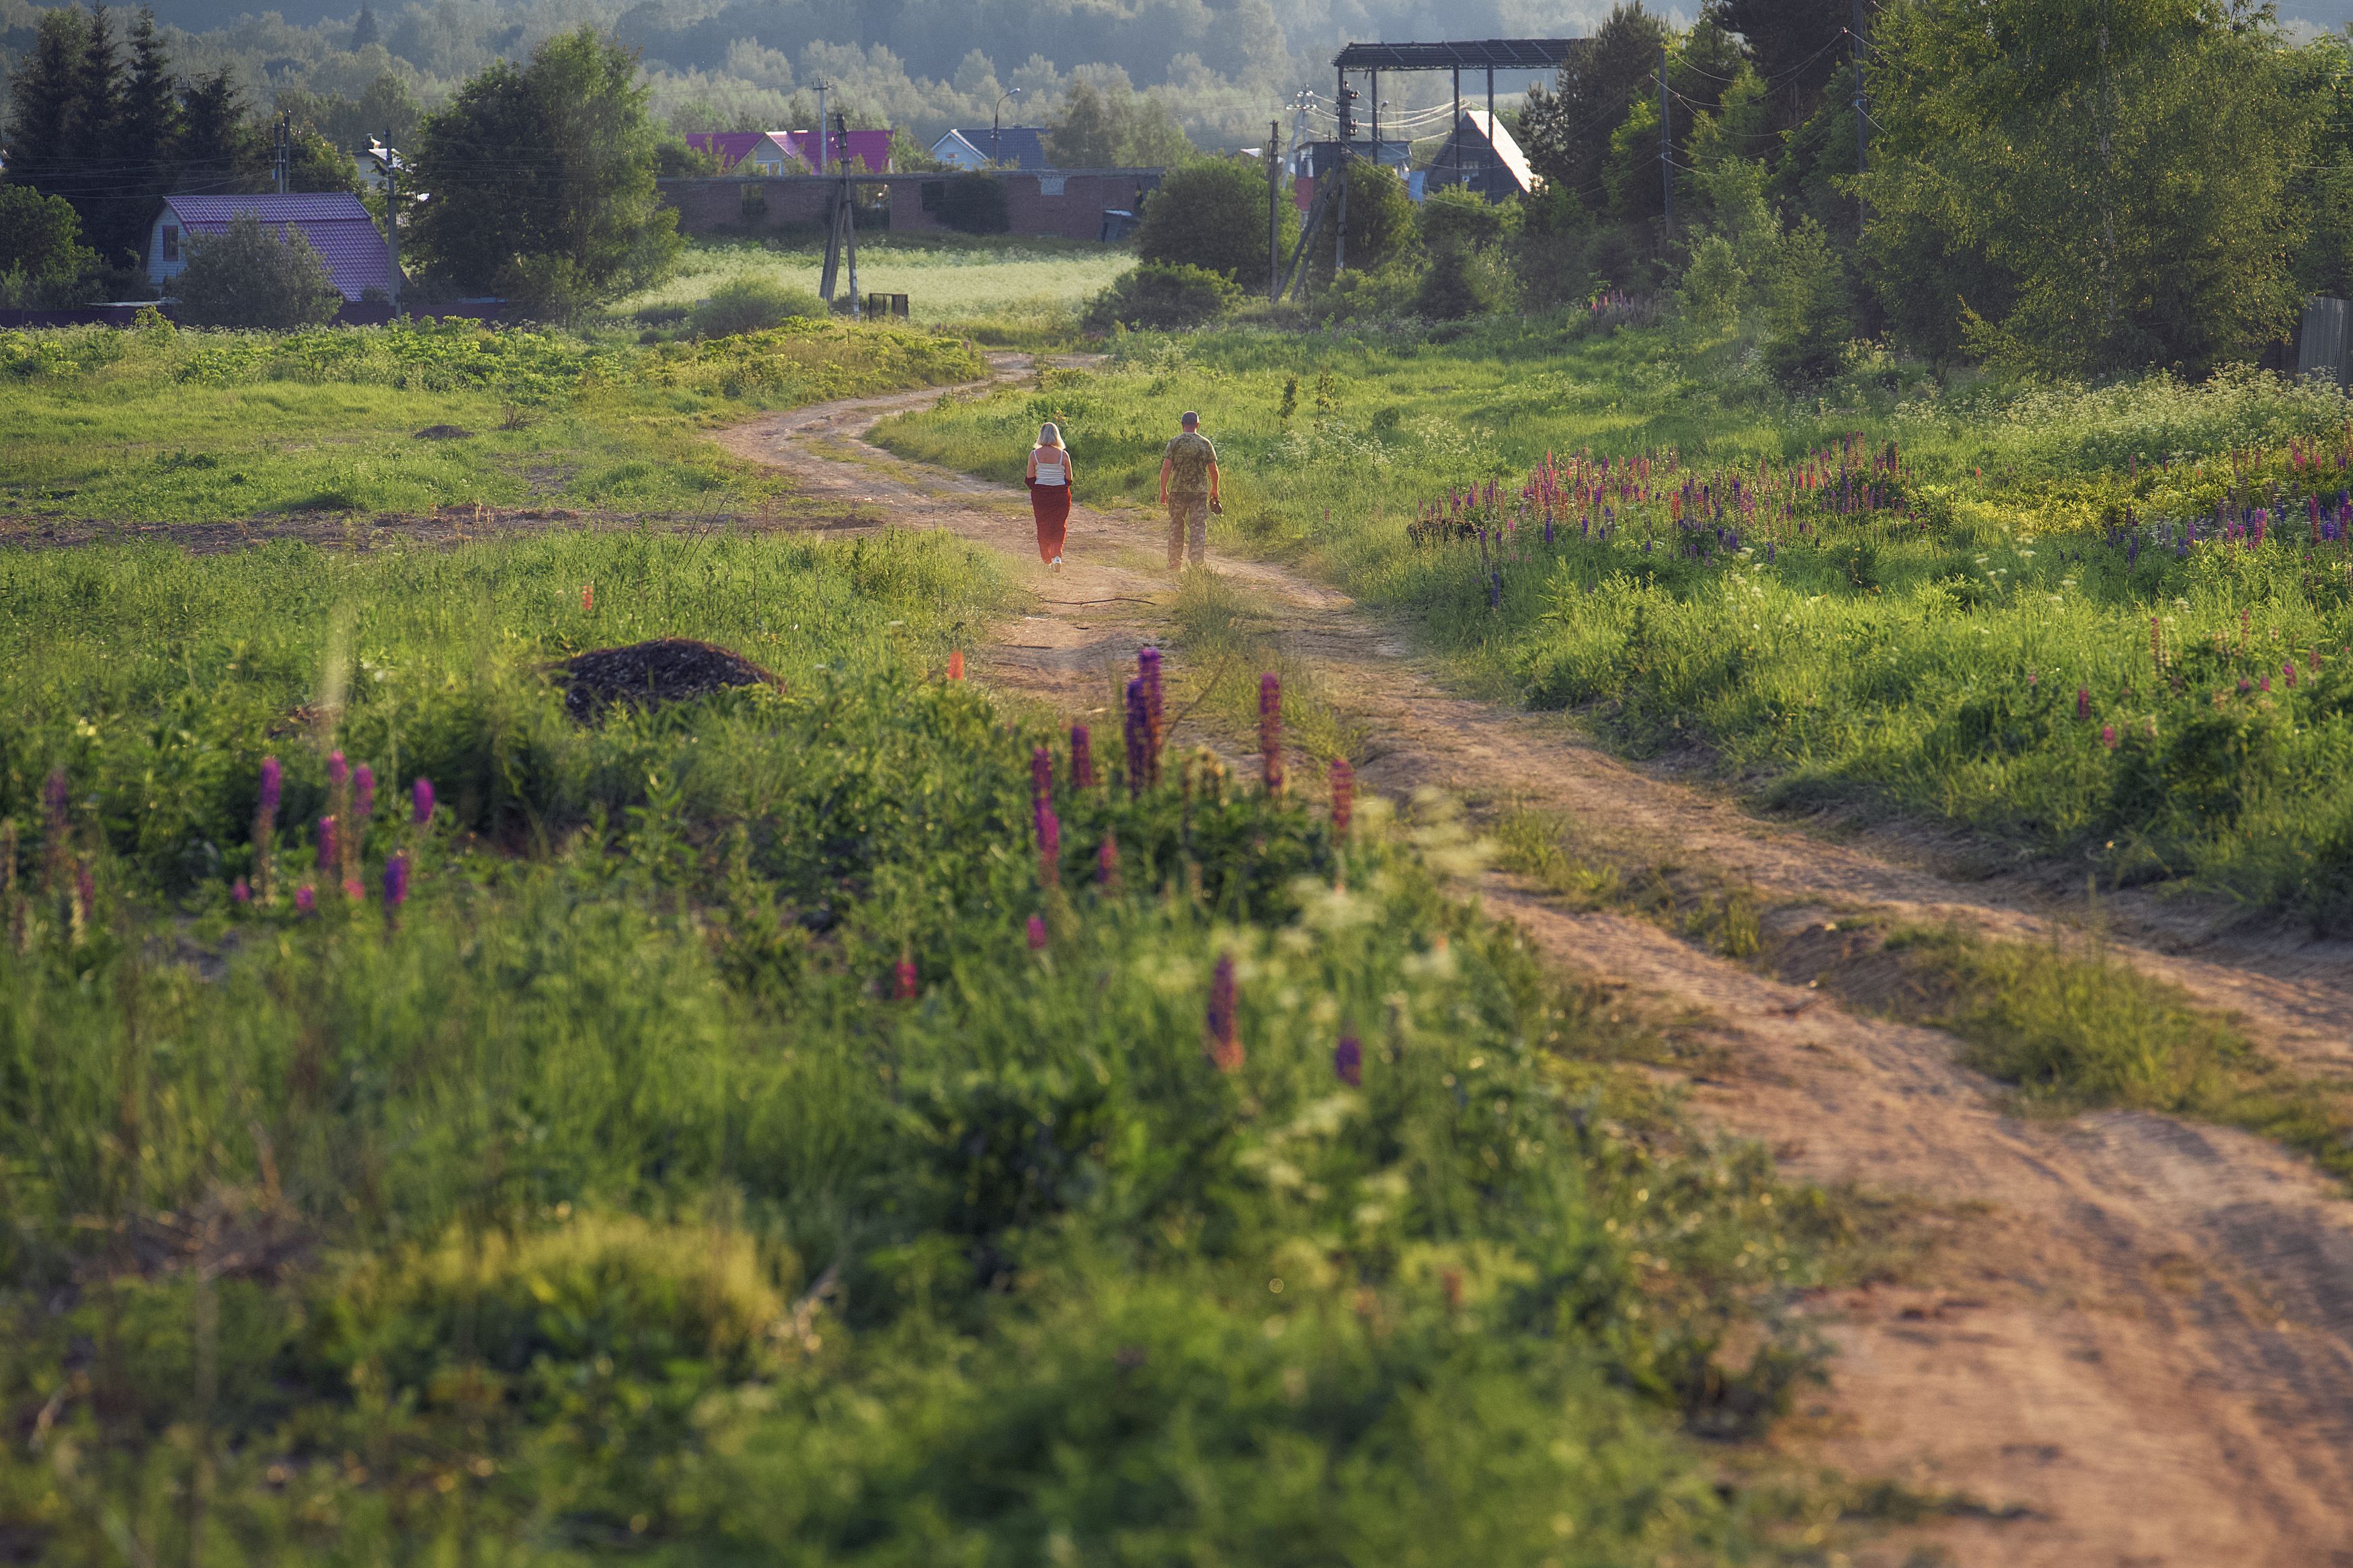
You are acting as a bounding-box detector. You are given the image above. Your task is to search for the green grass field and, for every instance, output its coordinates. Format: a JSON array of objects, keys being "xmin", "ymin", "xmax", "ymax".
[
  {"xmin": 0, "ymin": 518, "xmax": 1898, "ymax": 1563},
  {"xmin": 621, "ymin": 235, "xmax": 1135, "ymax": 339},
  {"xmin": 875, "ymin": 319, "xmax": 2353, "ymax": 931},
  {"xmin": 0, "ymin": 316, "xmax": 983, "ymax": 526}
]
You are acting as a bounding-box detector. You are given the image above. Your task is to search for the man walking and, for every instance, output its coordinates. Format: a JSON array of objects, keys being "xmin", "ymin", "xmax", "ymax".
[{"xmin": 1158, "ymin": 410, "xmax": 1221, "ymax": 572}]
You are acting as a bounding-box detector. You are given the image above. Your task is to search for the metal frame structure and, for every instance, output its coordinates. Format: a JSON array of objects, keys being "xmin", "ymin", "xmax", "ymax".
[{"xmin": 1330, "ymin": 38, "xmax": 1579, "ymax": 200}]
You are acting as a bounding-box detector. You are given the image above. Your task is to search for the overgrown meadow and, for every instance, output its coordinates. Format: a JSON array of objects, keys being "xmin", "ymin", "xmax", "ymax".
[
  {"xmin": 878, "ymin": 320, "xmax": 2353, "ymax": 930},
  {"xmin": 0, "ymin": 526, "xmax": 1876, "ymax": 1562},
  {"xmin": 1, "ymin": 315, "xmax": 983, "ymax": 525}
]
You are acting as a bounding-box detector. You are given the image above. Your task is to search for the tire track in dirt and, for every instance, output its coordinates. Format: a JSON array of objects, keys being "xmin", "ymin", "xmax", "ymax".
[{"xmin": 720, "ymin": 362, "xmax": 2353, "ymax": 1565}]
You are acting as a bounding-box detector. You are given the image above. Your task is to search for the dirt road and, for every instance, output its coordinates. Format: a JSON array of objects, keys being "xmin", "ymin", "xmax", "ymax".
[{"xmin": 719, "ymin": 360, "xmax": 2353, "ymax": 1567}]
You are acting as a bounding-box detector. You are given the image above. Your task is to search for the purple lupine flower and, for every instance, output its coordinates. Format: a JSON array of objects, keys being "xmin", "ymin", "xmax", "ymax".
[
  {"xmin": 1070, "ymin": 723, "xmax": 1094, "ymax": 790},
  {"xmin": 411, "ymin": 777, "xmax": 435, "ymax": 825},
  {"xmin": 231, "ymin": 877, "xmax": 251, "ymax": 905},
  {"xmin": 354, "ymin": 765, "xmax": 375, "ymax": 822},
  {"xmin": 1334, "ymin": 1034, "xmax": 1363, "ymax": 1087},
  {"xmin": 1258, "ymin": 673, "xmax": 1284, "ymax": 795},
  {"xmin": 317, "ymin": 815, "xmax": 337, "ymax": 875},
  {"xmin": 44, "ymin": 768, "xmax": 69, "ymax": 835},
  {"xmin": 1329, "ymin": 757, "xmax": 1354, "ymax": 839},
  {"xmin": 1125, "ymin": 677, "xmax": 1150, "ymax": 798},
  {"xmin": 1138, "ymin": 647, "xmax": 1164, "ymax": 780},
  {"xmin": 1096, "ymin": 831, "xmax": 1119, "ymax": 886},
  {"xmin": 294, "ymin": 884, "xmax": 317, "ymax": 915},
  {"xmin": 1035, "ymin": 802, "xmax": 1061, "ymax": 884},
  {"xmin": 2075, "ymin": 687, "xmax": 2091, "ymax": 721},
  {"xmin": 258, "ymin": 756, "xmax": 282, "ymax": 819},
  {"xmin": 2101, "ymin": 725, "xmax": 2118, "ymax": 751},
  {"xmin": 383, "ymin": 851, "xmax": 408, "ymax": 913},
  {"xmin": 1027, "ymin": 913, "xmax": 1049, "ymax": 950},
  {"xmin": 327, "ymin": 751, "xmax": 348, "ymax": 791},
  {"xmin": 1205, "ymin": 953, "xmax": 1241, "ymax": 1073},
  {"xmin": 1031, "ymin": 745, "xmax": 1053, "ymax": 816}
]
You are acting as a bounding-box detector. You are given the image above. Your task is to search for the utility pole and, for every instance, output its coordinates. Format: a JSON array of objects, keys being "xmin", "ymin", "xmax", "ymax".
[
  {"xmin": 1484, "ymin": 66, "xmax": 1495, "ymax": 201},
  {"xmin": 813, "ymin": 81, "xmax": 828, "ymax": 173},
  {"xmin": 1851, "ymin": 0, "xmax": 1869, "ymax": 181},
  {"xmin": 1268, "ymin": 119, "xmax": 1281, "ymax": 303},
  {"xmin": 838, "ymin": 112, "xmax": 859, "ymax": 319},
  {"xmin": 367, "ymin": 134, "xmax": 404, "ymax": 307},
  {"xmin": 273, "ymin": 112, "xmax": 290, "ymax": 194},
  {"xmin": 1659, "ymin": 46, "xmax": 1672, "ymax": 235}
]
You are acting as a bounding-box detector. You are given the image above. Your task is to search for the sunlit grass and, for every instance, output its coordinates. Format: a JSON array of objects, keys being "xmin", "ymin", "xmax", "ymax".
[{"xmin": 621, "ymin": 235, "xmax": 1135, "ymax": 332}]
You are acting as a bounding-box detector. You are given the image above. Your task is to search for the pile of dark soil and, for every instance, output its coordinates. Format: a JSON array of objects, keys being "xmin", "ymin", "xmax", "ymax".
[
  {"xmin": 554, "ymin": 638, "xmax": 779, "ymax": 720},
  {"xmin": 413, "ymin": 425, "xmax": 474, "ymax": 440}
]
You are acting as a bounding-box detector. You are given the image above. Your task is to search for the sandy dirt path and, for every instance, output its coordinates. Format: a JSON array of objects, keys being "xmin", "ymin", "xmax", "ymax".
[{"xmin": 717, "ymin": 360, "xmax": 2353, "ymax": 1567}]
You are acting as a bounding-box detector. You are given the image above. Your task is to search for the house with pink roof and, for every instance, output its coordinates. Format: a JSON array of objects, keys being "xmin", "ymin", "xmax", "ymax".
[{"xmin": 685, "ymin": 129, "xmax": 893, "ymax": 176}]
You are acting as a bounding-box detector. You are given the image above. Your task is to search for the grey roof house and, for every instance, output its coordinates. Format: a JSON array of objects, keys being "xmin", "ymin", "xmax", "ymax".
[{"xmin": 929, "ymin": 127, "xmax": 1051, "ymax": 171}]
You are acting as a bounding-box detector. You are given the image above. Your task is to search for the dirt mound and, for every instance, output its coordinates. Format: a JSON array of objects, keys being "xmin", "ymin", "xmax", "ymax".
[
  {"xmin": 413, "ymin": 424, "xmax": 474, "ymax": 440},
  {"xmin": 555, "ymin": 638, "xmax": 779, "ymax": 720}
]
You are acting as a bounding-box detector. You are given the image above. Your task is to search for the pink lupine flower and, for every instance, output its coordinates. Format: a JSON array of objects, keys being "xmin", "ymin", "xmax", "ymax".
[
  {"xmin": 1097, "ymin": 832, "xmax": 1119, "ymax": 887},
  {"xmin": 231, "ymin": 878, "xmax": 251, "ymax": 905},
  {"xmin": 317, "ymin": 815, "xmax": 337, "ymax": 875},
  {"xmin": 1036, "ymin": 803, "xmax": 1061, "ymax": 885},
  {"xmin": 1329, "ymin": 758, "xmax": 1354, "ymax": 839},
  {"xmin": 1027, "ymin": 913, "xmax": 1049, "ymax": 950},
  {"xmin": 1070, "ymin": 724, "xmax": 1094, "ymax": 790},
  {"xmin": 354, "ymin": 765, "xmax": 375, "ymax": 822},
  {"xmin": 1334, "ymin": 1034, "xmax": 1363, "ymax": 1087},
  {"xmin": 1205, "ymin": 954, "xmax": 1242, "ymax": 1073},
  {"xmin": 2101, "ymin": 725, "xmax": 2118, "ymax": 751},
  {"xmin": 411, "ymin": 777, "xmax": 436, "ymax": 825},
  {"xmin": 295, "ymin": 884, "xmax": 317, "ymax": 915},
  {"xmin": 2075, "ymin": 687, "xmax": 2091, "ymax": 721},
  {"xmin": 894, "ymin": 956, "xmax": 917, "ymax": 1000}
]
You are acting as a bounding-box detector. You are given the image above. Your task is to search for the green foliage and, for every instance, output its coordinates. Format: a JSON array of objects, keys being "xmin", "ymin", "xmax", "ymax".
[
  {"xmin": 1082, "ymin": 260, "xmax": 1238, "ymax": 331},
  {"xmin": 168, "ymin": 210, "xmax": 346, "ymax": 331},
  {"xmin": 1045, "ymin": 77, "xmax": 1194, "ymax": 168},
  {"xmin": 1677, "ymin": 233, "xmax": 1745, "ymax": 331},
  {"xmin": 691, "ymin": 275, "xmax": 828, "ymax": 337},
  {"xmin": 1315, "ymin": 160, "xmax": 1417, "ymax": 282},
  {"xmin": 0, "ymin": 183, "xmax": 97, "ymax": 305},
  {"xmin": 1414, "ymin": 186, "xmax": 1518, "ymax": 321},
  {"xmin": 410, "ymin": 28, "xmax": 683, "ymax": 310},
  {"xmin": 1758, "ymin": 216, "xmax": 1850, "ymax": 387},
  {"xmin": 1135, "ymin": 158, "xmax": 1296, "ymax": 283},
  {"xmin": 0, "ymin": 519, "xmax": 1857, "ymax": 1563},
  {"xmin": 936, "ymin": 171, "xmax": 1010, "ymax": 235}
]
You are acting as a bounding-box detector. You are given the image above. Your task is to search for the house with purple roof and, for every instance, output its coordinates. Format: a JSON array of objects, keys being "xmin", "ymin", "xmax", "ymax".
[
  {"xmin": 147, "ymin": 194, "xmax": 399, "ymax": 302},
  {"xmin": 684, "ymin": 128, "xmax": 893, "ymax": 176}
]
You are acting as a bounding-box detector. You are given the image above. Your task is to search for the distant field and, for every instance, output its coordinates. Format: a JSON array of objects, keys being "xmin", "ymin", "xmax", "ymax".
[{"xmin": 621, "ymin": 236, "xmax": 1135, "ymax": 334}]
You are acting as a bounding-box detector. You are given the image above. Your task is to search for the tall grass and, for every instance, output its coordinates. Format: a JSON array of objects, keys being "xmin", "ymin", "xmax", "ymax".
[
  {"xmin": 0, "ymin": 527, "xmax": 1880, "ymax": 1563},
  {"xmin": 877, "ymin": 321, "xmax": 2353, "ymax": 927}
]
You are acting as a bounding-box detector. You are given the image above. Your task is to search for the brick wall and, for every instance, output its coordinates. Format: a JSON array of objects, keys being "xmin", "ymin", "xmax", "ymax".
[{"xmin": 657, "ymin": 171, "xmax": 1163, "ymax": 243}]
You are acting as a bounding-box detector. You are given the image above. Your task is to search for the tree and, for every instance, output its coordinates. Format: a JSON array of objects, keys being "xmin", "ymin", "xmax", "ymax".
[
  {"xmin": 351, "ymin": 3, "xmax": 380, "ymax": 52},
  {"xmin": 0, "ymin": 185, "xmax": 99, "ymax": 304},
  {"xmin": 1862, "ymin": 0, "xmax": 2309, "ymax": 376},
  {"xmin": 0, "ymin": 8, "xmax": 89, "ymax": 198},
  {"xmin": 1135, "ymin": 159, "xmax": 1295, "ymax": 283},
  {"xmin": 1047, "ymin": 79, "xmax": 1193, "ymax": 167},
  {"xmin": 1704, "ymin": 0, "xmax": 1852, "ymax": 134},
  {"xmin": 1082, "ymin": 261, "xmax": 1238, "ymax": 331},
  {"xmin": 1312, "ymin": 159, "xmax": 1415, "ymax": 281},
  {"xmin": 409, "ymin": 28, "xmax": 682, "ymax": 311},
  {"xmin": 937, "ymin": 173, "xmax": 1010, "ymax": 234},
  {"xmin": 1519, "ymin": 4, "xmax": 1671, "ymax": 204},
  {"xmin": 177, "ymin": 69, "xmax": 253, "ymax": 194},
  {"xmin": 169, "ymin": 209, "xmax": 344, "ymax": 329}
]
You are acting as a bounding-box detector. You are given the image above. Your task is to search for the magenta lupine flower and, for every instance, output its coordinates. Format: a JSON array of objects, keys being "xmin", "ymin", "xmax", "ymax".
[
  {"xmin": 2260, "ymin": 675, "xmax": 2272, "ymax": 693},
  {"xmin": 232, "ymin": 878, "xmax": 251, "ymax": 905},
  {"xmin": 2075, "ymin": 687, "xmax": 2091, "ymax": 721},
  {"xmin": 411, "ymin": 777, "xmax": 435, "ymax": 825},
  {"xmin": 2101, "ymin": 725, "xmax": 2118, "ymax": 751},
  {"xmin": 1036, "ymin": 802, "xmax": 1061, "ymax": 885},
  {"xmin": 383, "ymin": 851, "xmax": 408, "ymax": 912},
  {"xmin": 1027, "ymin": 913, "xmax": 1049, "ymax": 950},
  {"xmin": 342, "ymin": 876, "xmax": 364, "ymax": 903},
  {"xmin": 1205, "ymin": 953, "xmax": 1242, "ymax": 1073},
  {"xmin": 43, "ymin": 768, "xmax": 68, "ymax": 835},
  {"xmin": 1124, "ymin": 677, "xmax": 1150, "ymax": 798},
  {"xmin": 894, "ymin": 956, "xmax": 917, "ymax": 1000},
  {"xmin": 1097, "ymin": 831, "xmax": 1119, "ymax": 887},
  {"xmin": 1070, "ymin": 723, "xmax": 1094, "ymax": 790},
  {"xmin": 317, "ymin": 815, "xmax": 337, "ymax": 875},
  {"xmin": 1329, "ymin": 758, "xmax": 1354, "ymax": 839},
  {"xmin": 354, "ymin": 764, "xmax": 375, "ymax": 822},
  {"xmin": 1333, "ymin": 1034, "xmax": 1363, "ymax": 1087},
  {"xmin": 1138, "ymin": 647, "xmax": 1164, "ymax": 780},
  {"xmin": 327, "ymin": 750, "xmax": 348, "ymax": 791},
  {"xmin": 258, "ymin": 755, "xmax": 282, "ymax": 819},
  {"xmin": 2285, "ymin": 661, "xmax": 2299, "ymax": 688},
  {"xmin": 1258, "ymin": 673, "xmax": 1284, "ymax": 795},
  {"xmin": 295, "ymin": 884, "xmax": 317, "ymax": 915}
]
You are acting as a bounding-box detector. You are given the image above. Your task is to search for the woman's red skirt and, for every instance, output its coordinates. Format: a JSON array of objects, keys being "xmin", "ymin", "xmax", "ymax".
[{"xmin": 1029, "ymin": 481, "xmax": 1070, "ymax": 563}]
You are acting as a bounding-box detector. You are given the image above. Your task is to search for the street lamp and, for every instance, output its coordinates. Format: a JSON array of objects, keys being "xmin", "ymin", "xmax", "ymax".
[{"xmin": 994, "ymin": 86, "xmax": 1024, "ymax": 167}]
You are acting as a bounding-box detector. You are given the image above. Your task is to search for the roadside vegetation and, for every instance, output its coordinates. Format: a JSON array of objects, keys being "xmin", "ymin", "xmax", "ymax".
[{"xmin": 0, "ymin": 525, "xmax": 1898, "ymax": 1563}]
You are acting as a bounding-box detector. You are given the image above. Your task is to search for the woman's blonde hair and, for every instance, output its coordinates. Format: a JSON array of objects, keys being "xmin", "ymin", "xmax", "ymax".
[{"xmin": 1038, "ymin": 422, "xmax": 1063, "ymax": 448}]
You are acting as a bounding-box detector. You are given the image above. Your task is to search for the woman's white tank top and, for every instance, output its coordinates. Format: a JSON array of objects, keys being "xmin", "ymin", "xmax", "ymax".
[{"xmin": 1034, "ymin": 449, "xmax": 1066, "ymax": 486}]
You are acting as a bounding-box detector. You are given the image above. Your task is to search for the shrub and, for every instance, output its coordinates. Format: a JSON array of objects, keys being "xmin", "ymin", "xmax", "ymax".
[
  {"xmin": 1414, "ymin": 247, "xmax": 1515, "ymax": 320},
  {"xmin": 1759, "ymin": 216, "xmax": 1853, "ymax": 387},
  {"xmin": 1135, "ymin": 159, "xmax": 1296, "ymax": 282},
  {"xmin": 1310, "ymin": 160, "xmax": 1417, "ymax": 282},
  {"xmin": 691, "ymin": 276, "xmax": 828, "ymax": 337},
  {"xmin": 169, "ymin": 210, "xmax": 346, "ymax": 329},
  {"xmin": 0, "ymin": 184, "xmax": 97, "ymax": 305},
  {"xmin": 1082, "ymin": 261, "xmax": 1240, "ymax": 332},
  {"xmin": 938, "ymin": 173, "xmax": 1010, "ymax": 235}
]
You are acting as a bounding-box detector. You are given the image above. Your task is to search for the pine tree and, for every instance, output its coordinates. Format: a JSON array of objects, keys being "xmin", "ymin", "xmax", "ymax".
[
  {"xmin": 351, "ymin": 3, "xmax": 379, "ymax": 52},
  {"xmin": 1, "ymin": 7, "xmax": 91, "ymax": 194},
  {"xmin": 177, "ymin": 69, "xmax": 251, "ymax": 194},
  {"xmin": 94, "ymin": 7, "xmax": 179, "ymax": 263}
]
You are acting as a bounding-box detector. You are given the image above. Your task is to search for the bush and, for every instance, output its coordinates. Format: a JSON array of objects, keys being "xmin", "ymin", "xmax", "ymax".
[
  {"xmin": 1414, "ymin": 247, "xmax": 1515, "ymax": 320},
  {"xmin": 691, "ymin": 276, "xmax": 828, "ymax": 337},
  {"xmin": 169, "ymin": 210, "xmax": 346, "ymax": 329},
  {"xmin": 1311, "ymin": 161, "xmax": 1417, "ymax": 283},
  {"xmin": 1135, "ymin": 159, "xmax": 1296, "ymax": 283},
  {"xmin": 1759, "ymin": 216, "xmax": 1853, "ymax": 388},
  {"xmin": 938, "ymin": 173, "xmax": 1010, "ymax": 235},
  {"xmin": 1082, "ymin": 261, "xmax": 1240, "ymax": 332},
  {"xmin": 0, "ymin": 184, "xmax": 97, "ymax": 305}
]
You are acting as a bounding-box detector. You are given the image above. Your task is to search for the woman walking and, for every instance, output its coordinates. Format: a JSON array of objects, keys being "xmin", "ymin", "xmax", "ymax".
[{"xmin": 1027, "ymin": 422, "xmax": 1073, "ymax": 570}]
